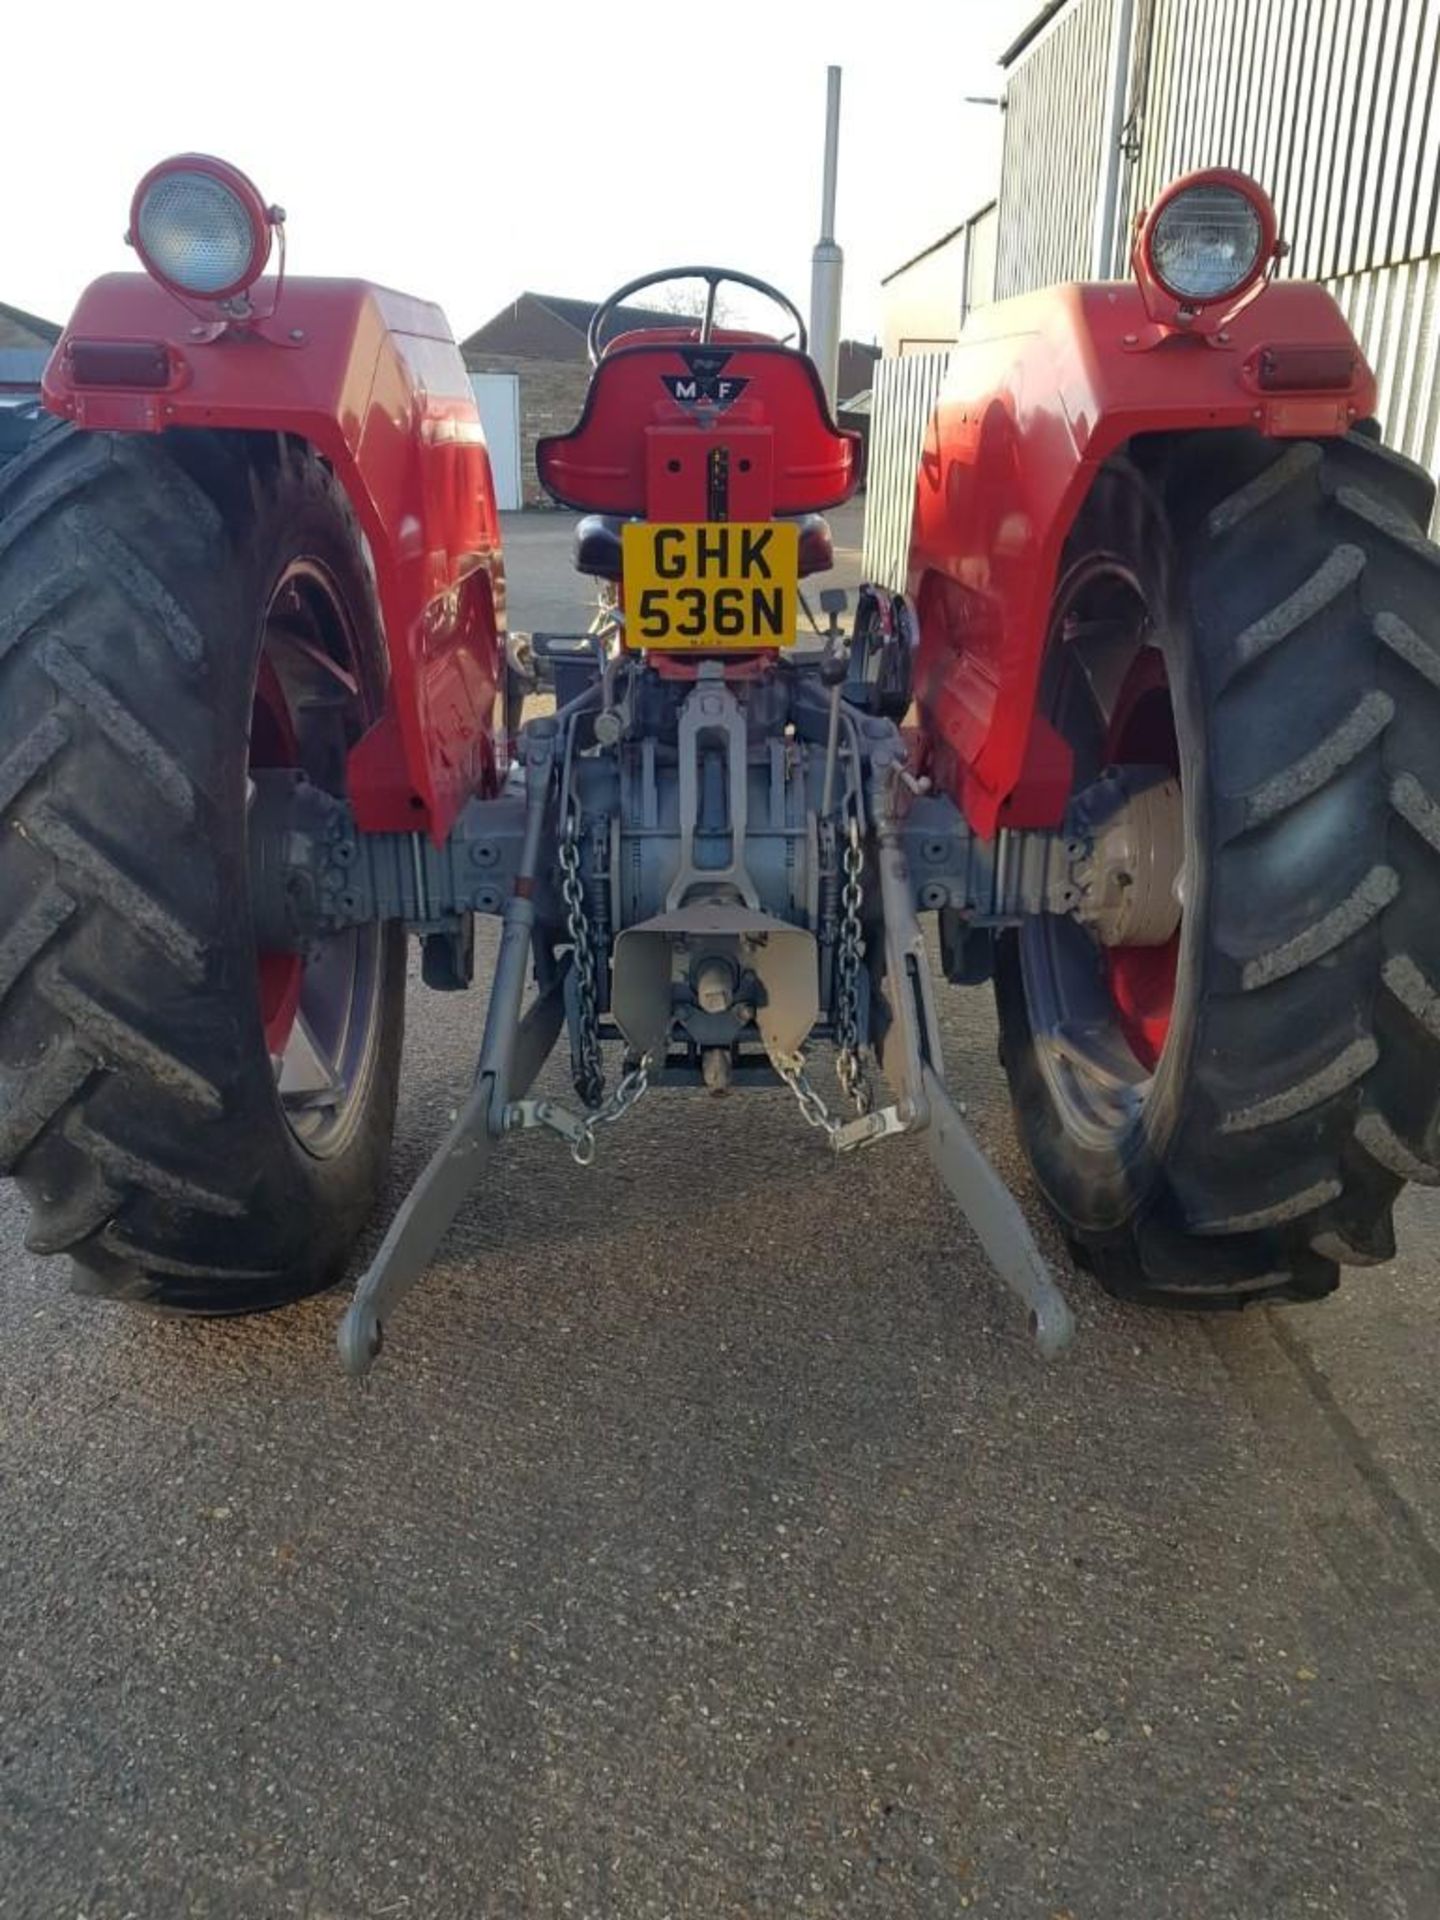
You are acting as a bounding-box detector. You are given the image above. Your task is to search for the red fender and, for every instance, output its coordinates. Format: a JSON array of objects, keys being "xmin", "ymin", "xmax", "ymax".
[
  {"xmin": 42, "ymin": 274, "xmax": 503, "ymax": 839},
  {"xmin": 907, "ymin": 278, "xmax": 1377, "ymax": 838}
]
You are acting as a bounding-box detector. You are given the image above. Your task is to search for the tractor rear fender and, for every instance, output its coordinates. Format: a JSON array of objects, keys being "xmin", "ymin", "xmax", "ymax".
[
  {"xmin": 908, "ymin": 278, "xmax": 1377, "ymax": 838},
  {"xmin": 41, "ymin": 273, "xmax": 503, "ymax": 839}
]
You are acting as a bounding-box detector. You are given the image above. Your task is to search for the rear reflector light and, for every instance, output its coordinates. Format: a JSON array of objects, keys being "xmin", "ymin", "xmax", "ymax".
[
  {"xmin": 66, "ymin": 340, "xmax": 171, "ymax": 389},
  {"xmin": 1257, "ymin": 346, "xmax": 1357, "ymax": 392}
]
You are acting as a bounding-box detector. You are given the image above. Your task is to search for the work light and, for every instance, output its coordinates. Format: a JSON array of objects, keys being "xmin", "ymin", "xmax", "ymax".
[
  {"xmin": 1135, "ymin": 169, "xmax": 1277, "ymax": 313},
  {"xmin": 130, "ymin": 156, "xmax": 276, "ymax": 303}
]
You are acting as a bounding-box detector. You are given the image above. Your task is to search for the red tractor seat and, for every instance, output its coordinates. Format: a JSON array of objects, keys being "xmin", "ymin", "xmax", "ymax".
[{"xmin": 537, "ymin": 338, "xmax": 862, "ymax": 521}]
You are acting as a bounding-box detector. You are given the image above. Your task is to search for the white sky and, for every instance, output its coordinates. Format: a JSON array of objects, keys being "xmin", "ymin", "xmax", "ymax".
[{"xmin": 3, "ymin": 0, "xmax": 1033, "ymax": 345}]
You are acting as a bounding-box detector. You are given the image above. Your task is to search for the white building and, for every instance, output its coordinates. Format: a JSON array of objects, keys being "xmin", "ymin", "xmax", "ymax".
[
  {"xmin": 879, "ymin": 202, "xmax": 998, "ymax": 358},
  {"xmin": 864, "ymin": 0, "xmax": 1440, "ymax": 586}
]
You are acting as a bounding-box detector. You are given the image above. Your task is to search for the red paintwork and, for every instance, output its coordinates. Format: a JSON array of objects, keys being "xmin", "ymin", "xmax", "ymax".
[
  {"xmin": 537, "ymin": 336, "xmax": 860, "ymax": 518},
  {"xmin": 908, "ymin": 275, "xmax": 1376, "ymax": 838},
  {"xmin": 1106, "ymin": 939, "xmax": 1177, "ymax": 1071},
  {"xmin": 43, "ymin": 272, "xmax": 503, "ymax": 839}
]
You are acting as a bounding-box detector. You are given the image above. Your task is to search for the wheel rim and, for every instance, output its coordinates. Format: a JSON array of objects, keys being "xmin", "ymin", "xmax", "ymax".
[
  {"xmin": 249, "ymin": 561, "xmax": 385, "ymax": 1159},
  {"xmin": 1020, "ymin": 557, "xmax": 1184, "ymax": 1142}
]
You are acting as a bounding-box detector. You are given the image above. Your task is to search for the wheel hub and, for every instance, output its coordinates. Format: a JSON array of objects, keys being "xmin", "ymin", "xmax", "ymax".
[{"xmin": 1069, "ymin": 769, "xmax": 1184, "ymax": 949}]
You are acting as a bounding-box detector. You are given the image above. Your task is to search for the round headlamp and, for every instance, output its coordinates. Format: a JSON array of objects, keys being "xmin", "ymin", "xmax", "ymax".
[
  {"xmin": 130, "ymin": 157, "xmax": 274, "ymax": 302},
  {"xmin": 1141, "ymin": 173, "xmax": 1274, "ymax": 306}
]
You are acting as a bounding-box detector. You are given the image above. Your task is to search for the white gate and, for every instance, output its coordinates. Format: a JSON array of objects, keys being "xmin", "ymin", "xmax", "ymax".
[{"xmin": 469, "ymin": 372, "xmax": 522, "ymax": 512}]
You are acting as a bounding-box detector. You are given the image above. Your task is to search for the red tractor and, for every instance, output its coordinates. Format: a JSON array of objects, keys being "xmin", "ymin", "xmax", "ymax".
[{"xmin": 2, "ymin": 156, "xmax": 1436, "ymax": 1372}]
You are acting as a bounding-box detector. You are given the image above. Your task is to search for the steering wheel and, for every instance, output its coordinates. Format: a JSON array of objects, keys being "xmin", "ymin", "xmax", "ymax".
[{"xmin": 587, "ymin": 266, "xmax": 809, "ymax": 366}]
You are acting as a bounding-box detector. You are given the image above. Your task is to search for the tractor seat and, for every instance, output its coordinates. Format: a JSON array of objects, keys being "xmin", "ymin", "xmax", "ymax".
[
  {"xmin": 574, "ymin": 513, "xmax": 835, "ymax": 581},
  {"xmin": 538, "ymin": 339, "xmax": 861, "ymax": 518}
]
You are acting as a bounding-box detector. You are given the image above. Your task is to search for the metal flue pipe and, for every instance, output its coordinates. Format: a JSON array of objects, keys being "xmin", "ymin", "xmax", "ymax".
[{"xmin": 809, "ymin": 65, "xmax": 844, "ymax": 409}]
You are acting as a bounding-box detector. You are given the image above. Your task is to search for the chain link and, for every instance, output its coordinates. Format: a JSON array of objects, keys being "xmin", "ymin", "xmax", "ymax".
[
  {"xmin": 507, "ymin": 1053, "xmax": 652, "ymax": 1165},
  {"xmin": 773, "ymin": 813, "xmax": 872, "ymax": 1138},
  {"xmin": 834, "ymin": 815, "xmax": 873, "ymax": 1114},
  {"xmin": 569, "ymin": 1054, "xmax": 652, "ymax": 1166},
  {"xmin": 559, "ymin": 813, "xmax": 606, "ymax": 1107},
  {"xmin": 557, "ymin": 809, "xmax": 652, "ymax": 1162},
  {"xmin": 772, "ymin": 1051, "xmax": 843, "ymax": 1138}
]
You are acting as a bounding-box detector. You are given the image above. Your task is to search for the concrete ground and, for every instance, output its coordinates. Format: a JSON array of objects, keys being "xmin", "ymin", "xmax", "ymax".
[{"xmin": 3, "ymin": 508, "xmax": 1440, "ymax": 1920}]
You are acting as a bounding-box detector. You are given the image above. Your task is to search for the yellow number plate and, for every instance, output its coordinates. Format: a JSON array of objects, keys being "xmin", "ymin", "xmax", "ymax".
[{"xmin": 621, "ymin": 521, "xmax": 799, "ymax": 650}]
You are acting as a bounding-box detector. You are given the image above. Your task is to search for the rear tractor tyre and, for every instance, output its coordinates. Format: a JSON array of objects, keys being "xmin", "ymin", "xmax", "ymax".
[
  {"xmin": 996, "ymin": 429, "xmax": 1440, "ymax": 1308},
  {"xmin": 0, "ymin": 425, "xmax": 405, "ymax": 1312}
]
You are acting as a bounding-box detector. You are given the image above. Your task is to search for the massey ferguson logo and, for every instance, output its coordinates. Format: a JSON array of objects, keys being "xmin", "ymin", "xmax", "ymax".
[{"xmin": 661, "ymin": 348, "xmax": 749, "ymax": 414}]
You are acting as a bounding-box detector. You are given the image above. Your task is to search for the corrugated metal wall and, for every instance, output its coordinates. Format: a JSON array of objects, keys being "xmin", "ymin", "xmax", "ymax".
[
  {"xmin": 865, "ymin": 197, "xmax": 1000, "ymax": 587},
  {"xmin": 1000, "ymin": 0, "xmax": 1440, "ymax": 295},
  {"xmin": 1331, "ymin": 254, "xmax": 1440, "ymax": 497},
  {"xmin": 1119, "ymin": 0, "xmax": 1440, "ymax": 517},
  {"xmin": 992, "ymin": 0, "xmax": 1440, "ymax": 522},
  {"xmin": 859, "ymin": 352, "xmax": 951, "ymax": 591},
  {"xmin": 865, "ymin": 0, "xmax": 1440, "ymax": 576},
  {"xmin": 1121, "ymin": 0, "xmax": 1440, "ymax": 282},
  {"xmin": 995, "ymin": 0, "xmax": 1121, "ymax": 295}
]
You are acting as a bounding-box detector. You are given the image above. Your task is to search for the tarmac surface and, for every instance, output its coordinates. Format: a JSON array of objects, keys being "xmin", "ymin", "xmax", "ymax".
[{"xmin": 3, "ymin": 506, "xmax": 1439, "ymax": 1919}]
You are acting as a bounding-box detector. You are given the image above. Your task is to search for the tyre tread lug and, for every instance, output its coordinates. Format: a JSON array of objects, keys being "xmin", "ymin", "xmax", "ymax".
[
  {"xmin": 38, "ymin": 636, "xmax": 197, "ymax": 820},
  {"xmin": 1239, "ymin": 864, "xmax": 1397, "ymax": 990},
  {"xmin": 1355, "ymin": 1108, "xmax": 1440, "ymax": 1184},
  {"xmin": 37, "ymin": 962, "xmax": 223, "ymax": 1115},
  {"xmin": 63, "ymin": 1114, "xmax": 244, "ymax": 1217},
  {"xmin": 1217, "ymin": 544, "xmax": 1365, "ymax": 688},
  {"xmin": 1219, "ymin": 1035, "xmax": 1378, "ymax": 1133},
  {"xmin": 1188, "ymin": 1176, "xmax": 1343, "ymax": 1236},
  {"xmin": 24, "ymin": 802, "xmax": 207, "ymax": 983},
  {"xmin": 1238, "ymin": 689, "xmax": 1392, "ymax": 828},
  {"xmin": 1381, "ymin": 950, "xmax": 1440, "ymax": 1039},
  {"xmin": 0, "ymin": 883, "xmax": 76, "ymax": 1007}
]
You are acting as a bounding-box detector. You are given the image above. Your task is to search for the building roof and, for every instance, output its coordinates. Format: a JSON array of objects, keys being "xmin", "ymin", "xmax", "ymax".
[
  {"xmin": 529, "ymin": 292, "xmax": 691, "ymax": 338},
  {"xmin": 999, "ymin": 0, "xmax": 1068, "ymax": 67},
  {"xmin": 0, "ymin": 300, "xmax": 61, "ymax": 350},
  {"xmin": 462, "ymin": 289, "xmax": 701, "ymax": 359},
  {"xmin": 882, "ymin": 224, "xmax": 970, "ymax": 288},
  {"xmin": 881, "ymin": 201, "xmax": 998, "ymax": 287}
]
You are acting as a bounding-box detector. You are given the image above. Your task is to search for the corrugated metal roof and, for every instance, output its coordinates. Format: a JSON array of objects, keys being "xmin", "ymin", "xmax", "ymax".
[
  {"xmin": 999, "ymin": 1, "xmax": 1070, "ymax": 67},
  {"xmin": 881, "ymin": 201, "xmax": 999, "ymax": 286},
  {"xmin": 0, "ymin": 301, "xmax": 61, "ymax": 349}
]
